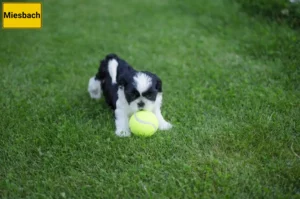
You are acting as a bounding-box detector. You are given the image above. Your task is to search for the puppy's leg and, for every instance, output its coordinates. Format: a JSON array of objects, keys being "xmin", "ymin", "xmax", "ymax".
[
  {"xmin": 88, "ymin": 77, "xmax": 102, "ymax": 99},
  {"xmin": 153, "ymin": 93, "xmax": 172, "ymax": 130},
  {"xmin": 114, "ymin": 108, "xmax": 131, "ymax": 137},
  {"xmin": 154, "ymin": 107, "xmax": 172, "ymax": 130}
]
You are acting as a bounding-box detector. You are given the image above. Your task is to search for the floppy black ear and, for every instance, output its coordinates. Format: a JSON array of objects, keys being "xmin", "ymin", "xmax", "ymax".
[{"xmin": 156, "ymin": 78, "xmax": 162, "ymax": 92}]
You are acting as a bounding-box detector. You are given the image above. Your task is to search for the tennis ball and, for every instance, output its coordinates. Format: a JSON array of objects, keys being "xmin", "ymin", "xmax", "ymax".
[{"xmin": 129, "ymin": 111, "xmax": 159, "ymax": 137}]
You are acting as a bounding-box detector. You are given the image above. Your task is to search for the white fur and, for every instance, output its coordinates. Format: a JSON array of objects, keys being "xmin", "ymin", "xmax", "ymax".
[
  {"xmin": 134, "ymin": 73, "xmax": 152, "ymax": 93},
  {"xmin": 88, "ymin": 77, "xmax": 102, "ymax": 99},
  {"xmin": 115, "ymin": 107, "xmax": 131, "ymax": 137},
  {"xmin": 108, "ymin": 59, "xmax": 118, "ymax": 84},
  {"xmin": 115, "ymin": 88, "xmax": 132, "ymax": 137},
  {"xmin": 153, "ymin": 93, "xmax": 172, "ymax": 130}
]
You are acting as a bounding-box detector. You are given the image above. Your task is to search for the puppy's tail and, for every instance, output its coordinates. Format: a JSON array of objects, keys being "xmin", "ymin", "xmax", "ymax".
[
  {"xmin": 88, "ymin": 76, "xmax": 102, "ymax": 99},
  {"xmin": 103, "ymin": 53, "xmax": 119, "ymax": 85},
  {"xmin": 88, "ymin": 53, "xmax": 119, "ymax": 99}
]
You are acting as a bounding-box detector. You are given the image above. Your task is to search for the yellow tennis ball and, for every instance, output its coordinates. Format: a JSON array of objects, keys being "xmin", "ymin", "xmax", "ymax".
[{"xmin": 129, "ymin": 111, "xmax": 159, "ymax": 137}]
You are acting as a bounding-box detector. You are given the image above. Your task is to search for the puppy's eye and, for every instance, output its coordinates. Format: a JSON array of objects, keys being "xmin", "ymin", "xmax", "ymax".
[
  {"xmin": 133, "ymin": 91, "xmax": 140, "ymax": 98},
  {"xmin": 125, "ymin": 89, "xmax": 140, "ymax": 100},
  {"xmin": 128, "ymin": 90, "xmax": 140, "ymax": 99},
  {"xmin": 144, "ymin": 92, "xmax": 153, "ymax": 98},
  {"xmin": 143, "ymin": 91, "xmax": 156, "ymax": 100}
]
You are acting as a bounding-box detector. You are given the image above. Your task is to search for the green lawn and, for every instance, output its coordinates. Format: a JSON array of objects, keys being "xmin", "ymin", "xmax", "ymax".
[{"xmin": 1, "ymin": 0, "xmax": 299, "ymax": 198}]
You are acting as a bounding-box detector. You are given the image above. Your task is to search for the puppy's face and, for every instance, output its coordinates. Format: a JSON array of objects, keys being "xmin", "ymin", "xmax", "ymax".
[{"xmin": 118, "ymin": 72, "xmax": 162, "ymax": 112}]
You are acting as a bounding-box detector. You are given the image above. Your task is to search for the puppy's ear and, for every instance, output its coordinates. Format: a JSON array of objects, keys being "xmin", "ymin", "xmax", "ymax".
[{"xmin": 156, "ymin": 78, "xmax": 162, "ymax": 92}]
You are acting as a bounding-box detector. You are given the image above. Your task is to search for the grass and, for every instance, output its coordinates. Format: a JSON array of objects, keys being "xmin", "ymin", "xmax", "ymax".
[{"xmin": 0, "ymin": 0, "xmax": 299, "ymax": 198}]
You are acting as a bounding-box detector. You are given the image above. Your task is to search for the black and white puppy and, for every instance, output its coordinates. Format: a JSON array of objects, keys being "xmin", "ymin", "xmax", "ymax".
[{"xmin": 88, "ymin": 53, "xmax": 172, "ymax": 137}]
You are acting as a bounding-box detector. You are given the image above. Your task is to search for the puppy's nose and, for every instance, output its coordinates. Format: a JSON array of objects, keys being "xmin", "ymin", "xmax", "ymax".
[{"xmin": 138, "ymin": 101, "xmax": 145, "ymax": 108}]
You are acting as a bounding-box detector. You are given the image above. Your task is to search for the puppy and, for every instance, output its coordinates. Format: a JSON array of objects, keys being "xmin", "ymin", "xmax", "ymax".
[{"xmin": 88, "ymin": 53, "xmax": 172, "ymax": 137}]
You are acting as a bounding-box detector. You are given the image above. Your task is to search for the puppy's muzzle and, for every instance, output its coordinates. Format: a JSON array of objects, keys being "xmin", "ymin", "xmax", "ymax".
[{"xmin": 137, "ymin": 101, "xmax": 145, "ymax": 109}]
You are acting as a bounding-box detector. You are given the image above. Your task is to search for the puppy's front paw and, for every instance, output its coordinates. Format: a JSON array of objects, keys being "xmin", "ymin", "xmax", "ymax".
[
  {"xmin": 159, "ymin": 121, "xmax": 172, "ymax": 130},
  {"xmin": 115, "ymin": 129, "xmax": 131, "ymax": 137}
]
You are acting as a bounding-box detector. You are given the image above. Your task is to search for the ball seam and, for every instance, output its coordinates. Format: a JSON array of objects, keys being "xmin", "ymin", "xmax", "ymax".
[{"xmin": 134, "ymin": 113, "xmax": 158, "ymax": 130}]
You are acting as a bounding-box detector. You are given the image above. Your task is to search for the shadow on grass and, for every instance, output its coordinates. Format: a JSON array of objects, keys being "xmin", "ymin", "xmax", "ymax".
[
  {"xmin": 174, "ymin": 0, "xmax": 300, "ymax": 91},
  {"xmin": 235, "ymin": 0, "xmax": 300, "ymax": 29},
  {"xmin": 234, "ymin": 0, "xmax": 300, "ymax": 90}
]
